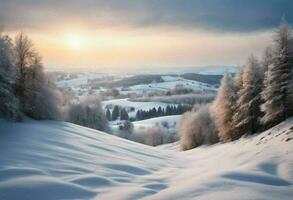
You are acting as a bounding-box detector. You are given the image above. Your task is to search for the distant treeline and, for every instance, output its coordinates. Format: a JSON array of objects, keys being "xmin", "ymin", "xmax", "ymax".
[
  {"xmin": 135, "ymin": 105, "xmax": 192, "ymax": 121},
  {"xmin": 106, "ymin": 104, "xmax": 192, "ymax": 122}
]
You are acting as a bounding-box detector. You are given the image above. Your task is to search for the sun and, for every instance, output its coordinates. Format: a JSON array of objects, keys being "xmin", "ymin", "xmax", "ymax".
[{"xmin": 66, "ymin": 34, "xmax": 84, "ymax": 50}]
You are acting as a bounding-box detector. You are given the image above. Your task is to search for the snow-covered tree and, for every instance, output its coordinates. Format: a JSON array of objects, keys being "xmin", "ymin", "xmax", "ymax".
[
  {"xmin": 212, "ymin": 74, "xmax": 237, "ymax": 142},
  {"xmin": 106, "ymin": 108, "xmax": 111, "ymax": 121},
  {"xmin": 13, "ymin": 33, "xmax": 61, "ymax": 120},
  {"xmin": 67, "ymin": 97, "xmax": 108, "ymax": 131},
  {"xmin": 14, "ymin": 33, "xmax": 35, "ymax": 100},
  {"xmin": 0, "ymin": 33, "xmax": 20, "ymax": 120},
  {"xmin": 22, "ymin": 56, "xmax": 61, "ymax": 119},
  {"xmin": 120, "ymin": 108, "xmax": 129, "ymax": 120},
  {"xmin": 112, "ymin": 105, "xmax": 120, "ymax": 121},
  {"xmin": 232, "ymin": 56, "xmax": 263, "ymax": 138},
  {"xmin": 261, "ymin": 19, "xmax": 293, "ymax": 127}
]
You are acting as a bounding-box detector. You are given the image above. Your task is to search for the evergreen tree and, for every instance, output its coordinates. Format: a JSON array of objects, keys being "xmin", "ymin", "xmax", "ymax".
[
  {"xmin": 112, "ymin": 105, "xmax": 120, "ymax": 121},
  {"xmin": 261, "ymin": 19, "xmax": 293, "ymax": 127},
  {"xmin": 120, "ymin": 108, "xmax": 129, "ymax": 120},
  {"xmin": 106, "ymin": 108, "xmax": 111, "ymax": 121},
  {"xmin": 232, "ymin": 56, "xmax": 263, "ymax": 138}
]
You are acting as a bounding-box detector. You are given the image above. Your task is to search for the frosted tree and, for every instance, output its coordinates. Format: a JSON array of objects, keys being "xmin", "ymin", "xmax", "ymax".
[
  {"xmin": 67, "ymin": 97, "xmax": 108, "ymax": 131},
  {"xmin": 120, "ymin": 108, "xmax": 129, "ymax": 120},
  {"xmin": 23, "ymin": 56, "xmax": 61, "ymax": 119},
  {"xmin": 14, "ymin": 33, "xmax": 61, "ymax": 120},
  {"xmin": 106, "ymin": 108, "xmax": 111, "ymax": 121},
  {"xmin": 14, "ymin": 33, "xmax": 35, "ymax": 100},
  {"xmin": 261, "ymin": 19, "xmax": 293, "ymax": 127},
  {"xmin": 262, "ymin": 47, "xmax": 274, "ymax": 73},
  {"xmin": 212, "ymin": 74, "xmax": 236, "ymax": 142},
  {"xmin": 112, "ymin": 105, "xmax": 120, "ymax": 121},
  {"xmin": 232, "ymin": 56, "xmax": 263, "ymax": 138},
  {"xmin": 0, "ymin": 33, "xmax": 20, "ymax": 120}
]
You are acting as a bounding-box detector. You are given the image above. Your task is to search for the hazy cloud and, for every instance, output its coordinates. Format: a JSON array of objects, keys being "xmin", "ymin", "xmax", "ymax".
[{"xmin": 0, "ymin": 0, "xmax": 292, "ymax": 32}]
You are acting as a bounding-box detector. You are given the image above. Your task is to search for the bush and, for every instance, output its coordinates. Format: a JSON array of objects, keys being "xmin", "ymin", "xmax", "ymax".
[
  {"xmin": 178, "ymin": 105, "xmax": 219, "ymax": 150},
  {"xmin": 131, "ymin": 126, "xmax": 168, "ymax": 146}
]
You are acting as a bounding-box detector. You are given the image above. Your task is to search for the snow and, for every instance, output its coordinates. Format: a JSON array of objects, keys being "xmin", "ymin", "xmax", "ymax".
[
  {"xmin": 0, "ymin": 118, "xmax": 293, "ymax": 200},
  {"xmin": 133, "ymin": 115, "xmax": 181, "ymax": 128},
  {"xmin": 56, "ymin": 73, "xmax": 104, "ymax": 88},
  {"xmin": 128, "ymin": 76, "xmax": 217, "ymax": 93}
]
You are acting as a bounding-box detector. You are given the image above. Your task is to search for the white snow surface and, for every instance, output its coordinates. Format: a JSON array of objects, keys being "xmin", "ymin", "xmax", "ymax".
[
  {"xmin": 128, "ymin": 76, "xmax": 217, "ymax": 93},
  {"xmin": 133, "ymin": 115, "xmax": 181, "ymax": 128},
  {"xmin": 0, "ymin": 118, "xmax": 293, "ymax": 200}
]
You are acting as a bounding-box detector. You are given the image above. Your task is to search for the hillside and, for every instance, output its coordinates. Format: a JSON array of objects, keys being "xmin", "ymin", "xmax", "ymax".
[{"xmin": 0, "ymin": 118, "xmax": 293, "ymax": 200}]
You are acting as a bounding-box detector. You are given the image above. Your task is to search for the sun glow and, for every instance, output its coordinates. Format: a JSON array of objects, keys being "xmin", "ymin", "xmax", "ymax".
[{"xmin": 66, "ymin": 34, "xmax": 85, "ymax": 50}]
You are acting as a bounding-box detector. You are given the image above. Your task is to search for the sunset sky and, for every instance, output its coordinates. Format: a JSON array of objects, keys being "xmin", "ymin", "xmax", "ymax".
[{"xmin": 1, "ymin": 0, "xmax": 292, "ymax": 71}]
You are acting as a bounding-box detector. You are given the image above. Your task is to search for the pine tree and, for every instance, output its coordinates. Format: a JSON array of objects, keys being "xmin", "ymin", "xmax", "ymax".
[
  {"xmin": 120, "ymin": 108, "xmax": 129, "ymax": 120},
  {"xmin": 106, "ymin": 108, "xmax": 111, "ymax": 121},
  {"xmin": 112, "ymin": 105, "xmax": 120, "ymax": 121},
  {"xmin": 261, "ymin": 19, "xmax": 293, "ymax": 127},
  {"xmin": 232, "ymin": 56, "xmax": 263, "ymax": 138},
  {"xmin": 212, "ymin": 74, "xmax": 237, "ymax": 142}
]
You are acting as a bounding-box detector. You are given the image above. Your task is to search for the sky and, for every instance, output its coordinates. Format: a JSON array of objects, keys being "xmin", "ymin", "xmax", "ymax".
[{"xmin": 0, "ymin": 0, "xmax": 292, "ymax": 71}]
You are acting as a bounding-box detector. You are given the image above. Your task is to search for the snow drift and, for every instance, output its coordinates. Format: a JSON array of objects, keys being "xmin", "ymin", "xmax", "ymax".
[{"xmin": 0, "ymin": 118, "xmax": 293, "ymax": 200}]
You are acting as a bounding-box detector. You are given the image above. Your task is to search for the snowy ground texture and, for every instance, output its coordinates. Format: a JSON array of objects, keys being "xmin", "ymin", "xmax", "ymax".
[{"xmin": 0, "ymin": 118, "xmax": 293, "ymax": 200}]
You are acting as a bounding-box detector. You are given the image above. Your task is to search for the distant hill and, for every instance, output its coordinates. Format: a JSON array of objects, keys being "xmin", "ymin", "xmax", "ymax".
[{"xmin": 179, "ymin": 73, "xmax": 223, "ymax": 85}]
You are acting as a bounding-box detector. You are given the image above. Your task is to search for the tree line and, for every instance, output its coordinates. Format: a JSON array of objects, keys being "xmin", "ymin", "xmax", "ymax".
[
  {"xmin": 135, "ymin": 105, "xmax": 192, "ymax": 121},
  {"xmin": 106, "ymin": 104, "xmax": 192, "ymax": 122},
  {"xmin": 179, "ymin": 19, "xmax": 293, "ymax": 150}
]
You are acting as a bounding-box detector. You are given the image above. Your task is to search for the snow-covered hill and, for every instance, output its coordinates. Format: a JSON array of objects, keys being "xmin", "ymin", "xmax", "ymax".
[{"xmin": 0, "ymin": 118, "xmax": 293, "ymax": 200}]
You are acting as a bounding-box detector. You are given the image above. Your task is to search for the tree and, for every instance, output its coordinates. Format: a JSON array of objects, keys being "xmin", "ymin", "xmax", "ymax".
[
  {"xmin": 67, "ymin": 97, "xmax": 108, "ymax": 131},
  {"xmin": 13, "ymin": 33, "xmax": 61, "ymax": 120},
  {"xmin": 232, "ymin": 56, "xmax": 263, "ymax": 138},
  {"xmin": 106, "ymin": 108, "xmax": 111, "ymax": 121},
  {"xmin": 212, "ymin": 74, "xmax": 237, "ymax": 142},
  {"xmin": 0, "ymin": 33, "xmax": 20, "ymax": 120},
  {"xmin": 14, "ymin": 33, "xmax": 35, "ymax": 101},
  {"xmin": 112, "ymin": 105, "xmax": 120, "ymax": 121},
  {"xmin": 136, "ymin": 110, "xmax": 142, "ymax": 120},
  {"xmin": 22, "ymin": 56, "xmax": 61, "ymax": 119},
  {"xmin": 120, "ymin": 108, "xmax": 129, "ymax": 120},
  {"xmin": 261, "ymin": 19, "xmax": 293, "ymax": 127}
]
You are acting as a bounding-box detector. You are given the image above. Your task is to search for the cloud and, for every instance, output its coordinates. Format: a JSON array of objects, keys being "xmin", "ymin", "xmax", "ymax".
[{"xmin": 0, "ymin": 0, "xmax": 292, "ymax": 32}]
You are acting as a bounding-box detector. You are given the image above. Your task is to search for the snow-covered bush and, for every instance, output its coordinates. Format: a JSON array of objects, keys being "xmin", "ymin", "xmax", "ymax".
[
  {"xmin": 131, "ymin": 126, "xmax": 168, "ymax": 146},
  {"xmin": 178, "ymin": 105, "xmax": 218, "ymax": 150}
]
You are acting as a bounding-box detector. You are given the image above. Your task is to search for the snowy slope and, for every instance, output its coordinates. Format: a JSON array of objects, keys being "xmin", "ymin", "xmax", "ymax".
[{"xmin": 0, "ymin": 118, "xmax": 293, "ymax": 200}]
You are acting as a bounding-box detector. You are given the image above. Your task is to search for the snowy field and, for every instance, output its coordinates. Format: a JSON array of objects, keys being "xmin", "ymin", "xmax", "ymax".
[
  {"xmin": 128, "ymin": 76, "xmax": 217, "ymax": 94},
  {"xmin": 1, "ymin": 118, "xmax": 293, "ymax": 200},
  {"xmin": 133, "ymin": 115, "xmax": 181, "ymax": 129},
  {"xmin": 56, "ymin": 73, "xmax": 218, "ymax": 98}
]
